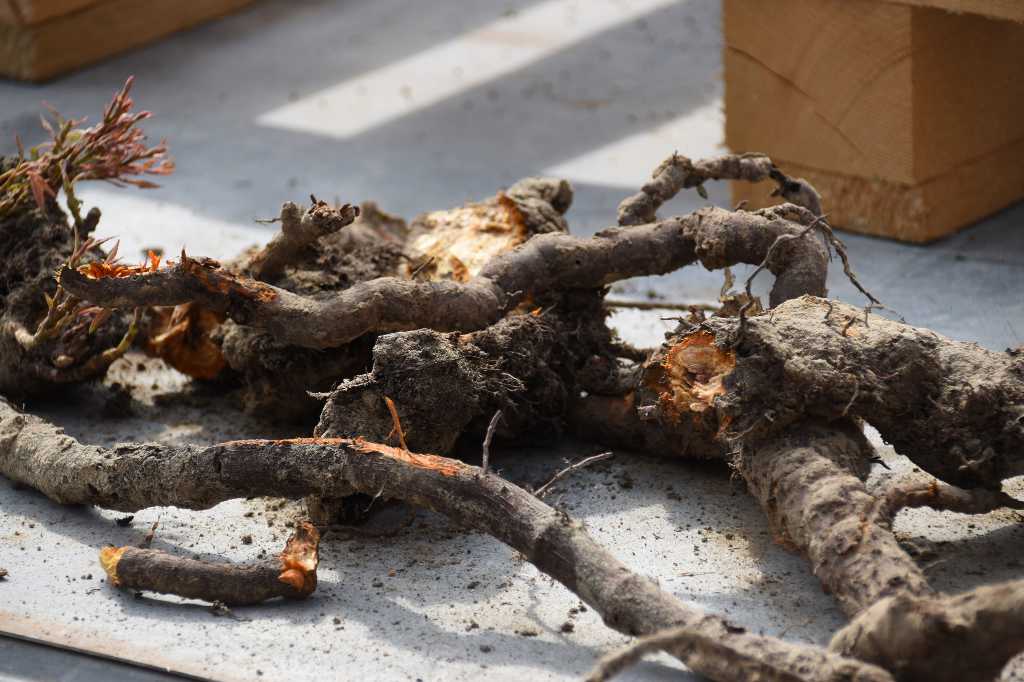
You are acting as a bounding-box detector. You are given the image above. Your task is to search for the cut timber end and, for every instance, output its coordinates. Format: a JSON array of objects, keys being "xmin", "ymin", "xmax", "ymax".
[
  {"xmin": 725, "ymin": 0, "xmax": 1024, "ymax": 241},
  {"xmin": 98, "ymin": 545, "xmax": 125, "ymax": 586}
]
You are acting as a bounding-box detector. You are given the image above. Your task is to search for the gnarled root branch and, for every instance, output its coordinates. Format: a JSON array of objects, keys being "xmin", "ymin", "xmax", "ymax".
[
  {"xmin": 617, "ymin": 152, "xmax": 822, "ymax": 226},
  {"xmin": 61, "ymin": 196, "xmax": 827, "ymax": 350},
  {"xmin": 241, "ymin": 198, "xmax": 359, "ymax": 282},
  {"xmin": 830, "ymin": 579, "xmax": 1024, "ymax": 682},
  {"xmin": 100, "ymin": 522, "xmax": 320, "ymax": 605},
  {"xmin": 740, "ymin": 420, "xmax": 1024, "ymax": 681},
  {"xmin": 644, "ymin": 296, "xmax": 1024, "ymax": 489},
  {"xmin": 738, "ymin": 420, "xmax": 935, "ymax": 617},
  {"xmin": 0, "ymin": 399, "xmax": 890, "ymax": 682}
]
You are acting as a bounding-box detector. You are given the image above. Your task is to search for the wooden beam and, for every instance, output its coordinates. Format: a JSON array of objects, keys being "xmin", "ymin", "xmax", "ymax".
[
  {"xmin": 0, "ymin": 0, "xmax": 256, "ymax": 81},
  {"xmin": 887, "ymin": 0, "xmax": 1024, "ymax": 23}
]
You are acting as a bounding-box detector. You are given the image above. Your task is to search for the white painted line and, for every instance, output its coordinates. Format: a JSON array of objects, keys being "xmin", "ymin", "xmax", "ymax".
[
  {"xmin": 257, "ymin": 0, "xmax": 678, "ymax": 139},
  {"xmin": 542, "ymin": 99, "xmax": 724, "ymax": 187}
]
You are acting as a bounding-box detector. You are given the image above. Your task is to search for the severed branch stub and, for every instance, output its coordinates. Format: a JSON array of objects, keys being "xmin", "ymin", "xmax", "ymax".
[
  {"xmin": 99, "ymin": 521, "xmax": 320, "ymax": 606},
  {"xmin": 480, "ymin": 409, "xmax": 502, "ymax": 475},
  {"xmin": 243, "ymin": 197, "xmax": 359, "ymax": 282}
]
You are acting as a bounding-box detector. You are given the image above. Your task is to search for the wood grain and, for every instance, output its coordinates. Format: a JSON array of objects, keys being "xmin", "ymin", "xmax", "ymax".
[
  {"xmin": 0, "ymin": 0, "xmax": 255, "ymax": 81},
  {"xmin": 890, "ymin": 0, "xmax": 1024, "ymax": 23},
  {"xmin": 731, "ymin": 136, "xmax": 1024, "ymax": 242},
  {"xmin": 0, "ymin": 0, "xmax": 100, "ymax": 26},
  {"xmin": 725, "ymin": 0, "xmax": 1024, "ymax": 241}
]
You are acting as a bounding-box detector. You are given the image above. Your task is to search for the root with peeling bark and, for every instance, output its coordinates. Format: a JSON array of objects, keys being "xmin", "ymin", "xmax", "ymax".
[
  {"xmin": 60, "ymin": 201, "xmax": 828, "ymax": 348},
  {"xmin": 100, "ymin": 521, "xmax": 320, "ymax": 605},
  {"xmin": 0, "ymin": 399, "xmax": 890, "ymax": 682},
  {"xmin": 642, "ymin": 296, "xmax": 1024, "ymax": 489},
  {"xmin": 2, "ymin": 144, "xmax": 1023, "ymax": 681}
]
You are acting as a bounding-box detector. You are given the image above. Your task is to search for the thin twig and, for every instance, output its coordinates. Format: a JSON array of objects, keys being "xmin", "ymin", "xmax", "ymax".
[
  {"xmin": 535, "ymin": 452, "xmax": 613, "ymax": 498},
  {"xmin": 481, "ymin": 410, "xmax": 502, "ymax": 475},
  {"xmin": 363, "ymin": 484, "xmax": 387, "ymax": 514},
  {"xmin": 841, "ymin": 381, "xmax": 859, "ymax": 416}
]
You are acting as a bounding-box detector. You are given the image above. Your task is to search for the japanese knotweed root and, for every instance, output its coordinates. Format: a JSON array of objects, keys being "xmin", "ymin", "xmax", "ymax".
[
  {"xmin": 100, "ymin": 521, "xmax": 320, "ymax": 605},
  {"xmin": 0, "ymin": 399, "xmax": 889, "ymax": 682}
]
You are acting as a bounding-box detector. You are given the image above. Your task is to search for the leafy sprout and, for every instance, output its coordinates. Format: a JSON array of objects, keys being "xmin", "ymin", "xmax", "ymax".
[{"xmin": 0, "ymin": 76, "xmax": 174, "ymax": 223}]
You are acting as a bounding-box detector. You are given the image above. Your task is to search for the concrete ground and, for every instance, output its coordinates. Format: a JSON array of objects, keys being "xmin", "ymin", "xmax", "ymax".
[{"xmin": 1, "ymin": 1, "xmax": 1022, "ymax": 681}]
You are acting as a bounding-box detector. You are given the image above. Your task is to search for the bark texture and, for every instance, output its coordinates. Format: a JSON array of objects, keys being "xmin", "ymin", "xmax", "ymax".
[
  {"xmin": 644, "ymin": 296, "xmax": 1024, "ymax": 489},
  {"xmin": 830, "ymin": 579, "xmax": 1024, "ymax": 682},
  {"xmin": 241, "ymin": 199, "xmax": 360, "ymax": 282},
  {"xmin": 60, "ymin": 204, "xmax": 827, "ymax": 348},
  {"xmin": 100, "ymin": 522, "xmax": 320, "ymax": 605},
  {"xmin": 0, "ymin": 400, "xmax": 890, "ymax": 682},
  {"xmin": 738, "ymin": 420, "xmax": 934, "ymax": 616}
]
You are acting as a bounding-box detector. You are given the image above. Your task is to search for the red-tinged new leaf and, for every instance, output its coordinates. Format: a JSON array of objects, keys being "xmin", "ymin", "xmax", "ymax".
[
  {"xmin": 27, "ymin": 171, "xmax": 50, "ymax": 210},
  {"xmin": 105, "ymin": 240, "xmax": 120, "ymax": 264}
]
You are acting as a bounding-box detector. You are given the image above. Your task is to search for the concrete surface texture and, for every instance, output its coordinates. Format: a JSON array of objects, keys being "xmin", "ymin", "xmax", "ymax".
[{"xmin": 0, "ymin": 1, "xmax": 1022, "ymax": 681}]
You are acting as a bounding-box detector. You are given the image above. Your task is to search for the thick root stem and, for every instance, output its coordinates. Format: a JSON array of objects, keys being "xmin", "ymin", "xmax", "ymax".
[
  {"xmin": 830, "ymin": 580, "xmax": 1024, "ymax": 682},
  {"xmin": 61, "ymin": 186, "xmax": 828, "ymax": 348},
  {"xmin": 739, "ymin": 420, "xmax": 935, "ymax": 616},
  {"xmin": 644, "ymin": 296, "xmax": 1024, "ymax": 489},
  {"xmin": 0, "ymin": 399, "xmax": 889, "ymax": 682}
]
